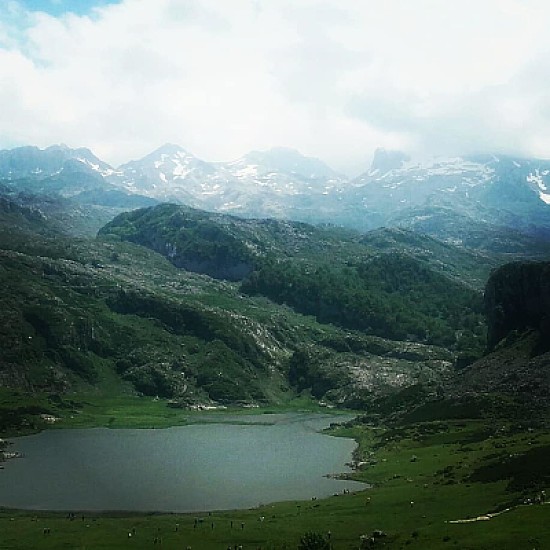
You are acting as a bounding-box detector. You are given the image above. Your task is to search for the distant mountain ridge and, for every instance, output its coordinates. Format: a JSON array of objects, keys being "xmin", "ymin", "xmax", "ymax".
[
  {"xmin": 112, "ymin": 143, "xmax": 348, "ymax": 221},
  {"xmin": 0, "ymin": 144, "xmax": 113, "ymax": 180},
  {"xmin": 348, "ymin": 150, "xmax": 550, "ymax": 238},
  {"xmin": 2, "ymin": 143, "xmax": 550, "ymax": 249}
]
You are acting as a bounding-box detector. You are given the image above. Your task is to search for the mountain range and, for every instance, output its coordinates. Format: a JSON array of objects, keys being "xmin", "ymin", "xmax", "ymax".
[
  {"xmin": 2, "ymin": 143, "xmax": 550, "ymax": 250},
  {"xmin": 1, "ymin": 142, "xmax": 550, "ymax": 550},
  {"xmin": 0, "ymin": 140, "xmax": 549, "ymax": 439}
]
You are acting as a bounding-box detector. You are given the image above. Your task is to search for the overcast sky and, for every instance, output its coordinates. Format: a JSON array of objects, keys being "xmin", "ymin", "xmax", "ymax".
[{"xmin": 2, "ymin": 0, "xmax": 550, "ymax": 176}]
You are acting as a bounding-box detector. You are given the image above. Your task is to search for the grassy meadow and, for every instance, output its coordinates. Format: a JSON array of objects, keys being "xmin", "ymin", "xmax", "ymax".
[{"xmin": 1, "ymin": 394, "xmax": 549, "ymax": 549}]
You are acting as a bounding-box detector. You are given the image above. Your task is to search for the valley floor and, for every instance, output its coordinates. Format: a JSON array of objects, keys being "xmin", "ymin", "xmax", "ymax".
[{"xmin": 1, "ymin": 395, "xmax": 549, "ymax": 549}]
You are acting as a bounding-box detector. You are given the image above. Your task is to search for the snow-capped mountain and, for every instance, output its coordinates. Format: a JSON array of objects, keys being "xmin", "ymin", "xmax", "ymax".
[
  {"xmin": 224, "ymin": 146, "xmax": 345, "ymax": 193},
  {"xmin": 345, "ymin": 149, "xmax": 550, "ymax": 239},
  {"xmin": 1, "ymin": 143, "xmax": 550, "ymax": 246},
  {"xmin": 354, "ymin": 149, "xmax": 550, "ymax": 207},
  {"xmin": 0, "ymin": 143, "xmax": 350, "ymax": 223},
  {"xmin": 0, "ymin": 144, "xmax": 119, "ymax": 199},
  {"xmin": 109, "ymin": 144, "xmax": 348, "ymax": 219},
  {"xmin": 114, "ymin": 144, "xmax": 225, "ymax": 203},
  {"xmin": 0, "ymin": 145, "xmax": 159, "ymax": 216},
  {"xmin": 0, "ymin": 144, "xmax": 114, "ymax": 182}
]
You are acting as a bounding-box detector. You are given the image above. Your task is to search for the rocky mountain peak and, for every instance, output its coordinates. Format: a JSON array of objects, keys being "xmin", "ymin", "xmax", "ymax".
[
  {"xmin": 149, "ymin": 143, "xmax": 189, "ymax": 158},
  {"xmin": 370, "ymin": 148, "xmax": 410, "ymax": 174}
]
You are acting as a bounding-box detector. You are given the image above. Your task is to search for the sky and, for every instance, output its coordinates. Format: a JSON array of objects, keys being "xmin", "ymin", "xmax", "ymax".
[{"xmin": 2, "ymin": 0, "xmax": 550, "ymax": 176}]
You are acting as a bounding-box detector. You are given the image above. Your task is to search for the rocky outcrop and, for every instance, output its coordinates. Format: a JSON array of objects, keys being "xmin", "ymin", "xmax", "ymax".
[
  {"xmin": 485, "ymin": 261, "xmax": 550, "ymax": 350},
  {"xmin": 369, "ymin": 148, "xmax": 409, "ymax": 174},
  {"xmin": 421, "ymin": 262, "xmax": 550, "ymax": 409},
  {"xmin": 454, "ymin": 329, "xmax": 550, "ymax": 403}
]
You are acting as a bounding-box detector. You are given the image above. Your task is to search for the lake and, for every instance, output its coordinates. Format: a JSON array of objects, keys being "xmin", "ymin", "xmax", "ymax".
[{"xmin": 0, "ymin": 413, "xmax": 366, "ymax": 512}]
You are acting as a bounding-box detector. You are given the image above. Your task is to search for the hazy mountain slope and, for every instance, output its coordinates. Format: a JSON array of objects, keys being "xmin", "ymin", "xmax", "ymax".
[
  {"xmin": 3, "ymin": 144, "xmax": 550, "ymax": 256},
  {"xmin": 0, "ymin": 188, "xmax": 150, "ymax": 237},
  {"xmin": 389, "ymin": 205, "xmax": 550, "ymax": 255},
  {"xmin": 0, "ymin": 144, "xmax": 114, "ymax": 180},
  {"xmin": 0, "ymin": 146, "xmax": 158, "ymax": 236},
  {"xmin": 0, "ymin": 193, "xmax": 61, "ymax": 236},
  {"xmin": 346, "ymin": 151, "xmax": 550, "ymax": 240}
]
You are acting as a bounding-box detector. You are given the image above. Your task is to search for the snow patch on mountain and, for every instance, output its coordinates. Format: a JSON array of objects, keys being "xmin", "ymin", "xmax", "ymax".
[
  {"xmin": 2, "ymin": 143, "xmax": 550, "ymax": 238},
  {"xmin": 527, "ymin": 171, "xmax": 547, "ymax": 191},
  {"xmin": 75, "ymin": 156, "xmax": 119, "ymax": 177}
]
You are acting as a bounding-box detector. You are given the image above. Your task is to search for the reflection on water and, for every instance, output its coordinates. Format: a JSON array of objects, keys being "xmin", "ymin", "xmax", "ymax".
[{"xmin": 0, "ymin": 413, "xmax": 366, "ymax": 512}]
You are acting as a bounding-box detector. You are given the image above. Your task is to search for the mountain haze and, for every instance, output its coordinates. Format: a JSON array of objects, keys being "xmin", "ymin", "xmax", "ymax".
[{"xmin": 2, "ymin": 144, "xmax": 550, "ymax": 254}]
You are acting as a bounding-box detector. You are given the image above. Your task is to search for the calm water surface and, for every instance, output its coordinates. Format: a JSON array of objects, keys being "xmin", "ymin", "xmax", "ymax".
[{"xmin": 0, "ymin": 413, "xmax": 366, "ymax": 512}]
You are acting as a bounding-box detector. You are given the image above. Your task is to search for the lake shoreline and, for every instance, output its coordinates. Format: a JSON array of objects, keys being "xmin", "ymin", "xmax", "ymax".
[
  {"xmin": 2, "ymin": 418, "xmax": 548, "ymax": 549},
  {"xmin": 0, "ymin": 412, "xmax": 365, "ymax": 514}
]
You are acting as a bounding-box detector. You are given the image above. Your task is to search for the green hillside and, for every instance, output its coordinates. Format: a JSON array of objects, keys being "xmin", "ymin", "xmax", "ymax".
[
  {"xmin": 2, "ymin": 200, "xmax": 550, "ymax": 550},
  {"xmin": 101, "ymin": 204, "xmax": 489, "ymax": 352},
  {"xmin": 1, "ymin": 201, "xmax": 470, "ymax": 431},
  {"xmin": 2, "ymin": 200, "xmax": 549, "ymax": 431}
]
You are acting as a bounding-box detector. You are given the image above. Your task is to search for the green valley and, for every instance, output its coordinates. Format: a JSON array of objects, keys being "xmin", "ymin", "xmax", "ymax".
[{"xmin": 1, "ymin": 199, "xmax": 550, "ymax": 549}]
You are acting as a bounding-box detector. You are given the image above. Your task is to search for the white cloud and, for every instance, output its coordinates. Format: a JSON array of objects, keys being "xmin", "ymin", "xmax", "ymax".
[{"xmin": 2, "ymin": 0, "xmax": 550, "ymax": 175}]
